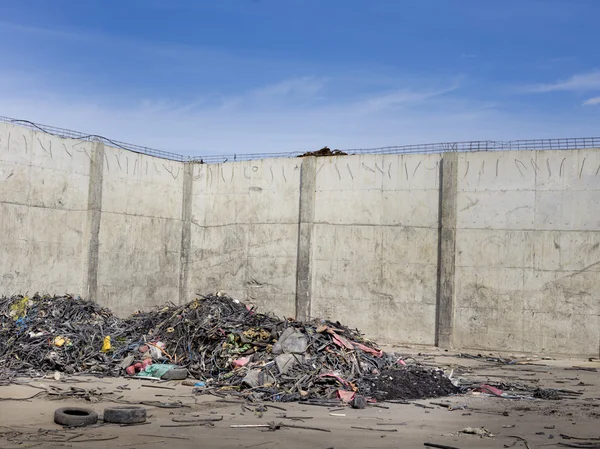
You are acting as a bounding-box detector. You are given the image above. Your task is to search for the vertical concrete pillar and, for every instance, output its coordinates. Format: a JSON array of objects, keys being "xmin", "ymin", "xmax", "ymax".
[
  {"xmin": 295, "ymin": 156, "xmax": 317, "ymax": 321},
  {"xmin": 82, "ymin": 141, "xmax": 104, "ymax": 302},
  {"xmin": 178, "ymin": 162, "xmax": 194, "ymax": 305},
  {"xmin": 436, "ymin": 152, "xmax": 458, "ymax": 348}
]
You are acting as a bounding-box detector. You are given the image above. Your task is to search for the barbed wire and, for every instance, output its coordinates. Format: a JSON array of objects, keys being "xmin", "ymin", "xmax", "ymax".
[{"xmin": 2, "ymin": 116, "xmax": 599, "ymax": 164}]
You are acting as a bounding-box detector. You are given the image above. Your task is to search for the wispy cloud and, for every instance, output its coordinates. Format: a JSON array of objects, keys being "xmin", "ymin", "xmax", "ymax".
[
  {"xmin": 220, "ymin": 77, "xmax": 327, "ymax": 110},
  {"xmin": 0, "ymin": 21, "xmax": 79, "ymax": 40},
  {"xmin": 2, "ymin": 68, "xmax": 597, "ymax": 156},
  {"xmin": 527, "ymin": 71, "xmax": 600, "ymax": 92},
  {"xmin": 583, "ymin": 96, "xmax": 600, "ymax": 106},
  {"xmin": 357, "ymin": 84, "xmax": 459, "ymax": 113},
  {"xmin": 1, "ymin": 20, "xmax": 599, "ymax": 156}
]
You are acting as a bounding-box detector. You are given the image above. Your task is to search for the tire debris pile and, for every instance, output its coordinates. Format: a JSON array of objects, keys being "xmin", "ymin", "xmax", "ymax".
[{"xmin": 0, "ymin": 293, "xmax": 457, "ymax": 402}]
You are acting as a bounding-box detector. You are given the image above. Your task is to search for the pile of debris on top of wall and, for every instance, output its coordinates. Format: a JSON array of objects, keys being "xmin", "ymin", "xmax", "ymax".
[{"xmin": 298, "ymin": 146, "xmax": 348, "ymax": 157}]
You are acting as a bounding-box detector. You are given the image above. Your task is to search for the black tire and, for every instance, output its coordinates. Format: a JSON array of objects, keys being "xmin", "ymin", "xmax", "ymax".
[
  {"xmin": 54, "ymin": 407, "xmax": 98, "ymax": 427},
  {"xmin": 161, "ymin": 368, "xmax": 188, "ymax": 380},
  {"xmin": 103, "ymin": 406, "xmax": 147, "ymax": 424}
]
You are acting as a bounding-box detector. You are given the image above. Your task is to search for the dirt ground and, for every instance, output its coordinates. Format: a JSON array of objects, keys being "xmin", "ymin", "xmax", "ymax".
[{"xmin": 1, "ymin": 347, "xmax": 599, "ymax": 449}]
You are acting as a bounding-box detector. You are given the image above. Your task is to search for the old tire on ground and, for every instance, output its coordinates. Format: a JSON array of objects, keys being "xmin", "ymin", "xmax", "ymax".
[
  {"xmin": 54, "ymin": 407, "xmax": 98, "ymax": 427},
  {"xmin": 103, "ymin": 406, "xmax": 147, "ymax": 424},
  {"xmin": 161, "ymin": 368, "xmax": 188, "ymax": 380}
]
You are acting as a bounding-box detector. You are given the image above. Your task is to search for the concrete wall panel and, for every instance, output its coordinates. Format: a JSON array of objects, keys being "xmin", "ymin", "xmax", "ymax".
[
  {"xmin": 96, "ymin": 146, "xmax": 184, "ymax": 315},
  {"xmin": 97, "ymin": 213, "xmax": 182, "ymax": 314},
  {"xmin": 0, "ymin": 123, "xmax": 90, "ymax": 296},
  {"xmin": 456, "ymin": 229, "xmax": 535, "ymax": 269},
  {"xmin": 189, "ymin": 159, "xmax": 300, "ymax": 319},
  {"xmin": 456, "ymin": 191, "xmax": 536, "ymax": 230},
  {"xmin": 532, "ymin": 231, "xmax": 600, "ymax": 272},
  {"xmin": 454, "ymin": 149, "xmax": 600, "ymax": 357},
  {"xmin": 458, "ymin": 151, "xmax": 536, "ymax": 192},
  {"xmin": 535, "ymin": 190, "xmax": 600, "ymax": 230},
  {"xmin": 311, "ymin": 153, "xmax": 441, "ymax": 345}
]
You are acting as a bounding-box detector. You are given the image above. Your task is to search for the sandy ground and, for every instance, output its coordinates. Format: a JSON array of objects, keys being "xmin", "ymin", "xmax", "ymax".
[{"xmin": 1, "ymin": 348, "xmax": 599, "ymax": 449}]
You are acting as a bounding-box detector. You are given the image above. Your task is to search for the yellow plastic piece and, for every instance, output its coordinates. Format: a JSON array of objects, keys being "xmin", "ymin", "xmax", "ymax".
[{"xmin": 101, "ymin": 336, "xmax": 111, "ymax": 352}]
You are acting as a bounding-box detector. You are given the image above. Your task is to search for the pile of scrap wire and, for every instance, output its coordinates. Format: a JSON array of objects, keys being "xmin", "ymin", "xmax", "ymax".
[
  {"xmin": 123, "ymin": 293, "xmax": 394, "ymax": 401},
  {"xmin": 0, "ymin": 293, "xmax": 456, "ymax": 402},
  {"xmin": 0, "ymin": 294, "xmax": 136, "ymax": 376}
]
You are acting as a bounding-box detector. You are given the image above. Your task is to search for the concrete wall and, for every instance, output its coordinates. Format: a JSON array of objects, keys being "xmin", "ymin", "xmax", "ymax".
[
  {"xmin": 0, "ymin": 122, "xmax": 187, "ymax": 315},
  {"xmin": 1, "ymin": 121, "xmax": 599, "ymax": 357},
  {"xmin": 188, "ymin": 159, "xmax": 301, "ymax": 318},
  {"xmin": 0, "ymin": 122, "xmax": 92, "ymax": 295},
  {"xmin": 96, "ymin": 146, "xmax": 185, "ymax": 315},
  {"xmin": 454, "ymin": 150, "xmax": 600, "ymax": 357},
  {"xmin": 310, "ymin": 154, "xmax": 441, "ymax": 345}
]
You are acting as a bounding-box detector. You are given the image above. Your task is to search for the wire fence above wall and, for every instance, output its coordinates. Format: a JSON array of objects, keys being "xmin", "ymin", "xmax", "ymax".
[
  {"xmin": 1, "ymin": 117, "xmax": 189, "ymax": 162},
  {"xmin": 2, "ymin": 115, "xmax": 600, "ymax": 164}
]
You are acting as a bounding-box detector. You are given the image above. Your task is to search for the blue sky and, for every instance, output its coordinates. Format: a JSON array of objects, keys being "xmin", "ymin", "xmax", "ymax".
[{"xmin": 1, "ymin": 0, "xmax": 599, "ymax": 155}]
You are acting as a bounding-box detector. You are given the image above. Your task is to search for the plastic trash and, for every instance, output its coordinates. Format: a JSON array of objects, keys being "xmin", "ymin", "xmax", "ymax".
[
  {"xmin": 101, "ymin": 336, "xmax": 111, "ymax": 353},
  {"xmin": 136, "ymin": 363, "xmax": 180, "ymax": 379},
  {"xmin": 148, "ymin": 342, "xmax": 166, "ymax": 360}
]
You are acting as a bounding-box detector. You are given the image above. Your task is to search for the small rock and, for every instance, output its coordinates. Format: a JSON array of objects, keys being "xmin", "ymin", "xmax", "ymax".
[
  {"xmin": 351, "ymin": 395, "xmax": 367, "ymax": 409},
  {"xmin": 460, "ymin": 427, "xmax": 493, "ymax": 437},
  {"xmin": 242, "ymin": 369, "xmax": 276, "ymax": 388}
]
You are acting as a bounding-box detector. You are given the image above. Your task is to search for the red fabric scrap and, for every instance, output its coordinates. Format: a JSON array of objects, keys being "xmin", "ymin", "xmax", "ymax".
[
  {"xmin": 353, "ymin": 342, "xmax": 383, "ymax": 358},
  {"xmin": 476, "ymin": 384, "xmax": 504, "ymax": 396},
  {"xmin": 320, "ymin": 373, "xmax": 350, "ymax": 387},
  {"xmin": 331, "ymin": 333, "xmax": 354, "ymax": 350},
  {"xmin": 232, "ymin": 357, "xmax": 250, "ymax": 369},
  {"xmin": 337, "ymin": 390, "xmax": 356, "ymax": 402}
]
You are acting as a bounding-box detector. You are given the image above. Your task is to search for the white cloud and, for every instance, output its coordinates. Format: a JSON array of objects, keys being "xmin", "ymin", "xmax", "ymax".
[
  {"xmin": 528, "ymin": 71, "xmax": 600, "ymax": 92},
  {"xmin": 583, "ymin": 96, "xmax": 600, "ymax": 106}
]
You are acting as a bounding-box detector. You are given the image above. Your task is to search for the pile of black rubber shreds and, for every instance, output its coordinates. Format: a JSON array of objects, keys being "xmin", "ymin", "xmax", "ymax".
[
  {"xmin": 364, "ymin": 367, "xmax": 459, "ymax": 400},
  {"xmin": 0, "ymin": 294, "xmax": 458, "ymax": 401}
]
